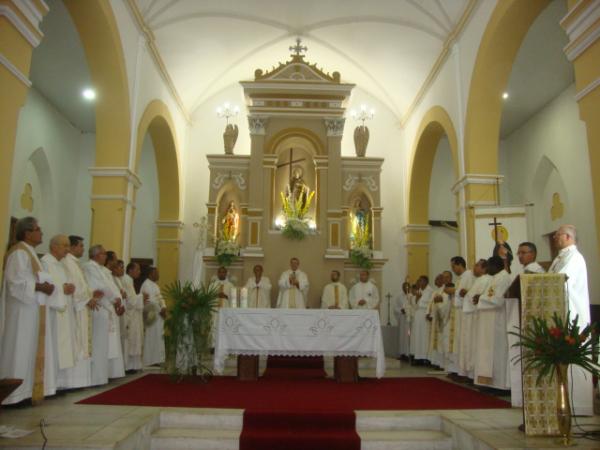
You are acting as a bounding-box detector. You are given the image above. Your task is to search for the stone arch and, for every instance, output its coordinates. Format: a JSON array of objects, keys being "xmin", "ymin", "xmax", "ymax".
[
  {"xmin": 135, "ymin": 99, "xmax": 181, "ymax": 221},
  {"xmin": 463, "ymin": 0, "xmax": 550, "ymax": 175},
  {"xmin": 267, "ymin": 128, "xmax": 325, "ymax": 156},
  {"xmin": 135, "ymin": 99, "xmax": 182, "ymax": 286},
  {"xmin": 405, "ymin": 105, "xmax": 459, "ymax": 280}
]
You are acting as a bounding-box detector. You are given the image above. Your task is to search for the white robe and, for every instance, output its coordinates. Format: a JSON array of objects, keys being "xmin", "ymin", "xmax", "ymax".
[
  {"xmin": 60, "ymin": 253, "xmax": 92, "ymax": 388},
  {"xmin": 427, "ymin": 286, "xmax": 448, "ymax": 367},
  {"xmin": 41, "ymin": 254, "xmax": 77, "ymax": 390},
  {"xmin": 244, "ymin": 276, "xmax": 272, "ymax": 308},
  {"xmin": 549, "ymin": 245, "xmax": 594, "ymax": 416},
  {"xmin": 349, "ymin": 281, "xmax": 379, "ymax": 310},
  {"xmin": 444, "ymin": 270, "xmax": 474, "ymax": 373},
  {"xmin": 82, "ymin": 260, "xmax": 125, "ymax": 385},
  {"xmin": 321, "ymin": 282, "xmax": 349, "ymax": 309},
  {"xmin": 523, "ymin": 261, "xmax": 545, "ymax": 274},
  {"xmin": 458, "ymin": 274, "xmax": 491, "ymax": 378},
  {"xmin": 411, "ymin": 285, "xmax": 433, "ymax": 360},
  {"xmin": 122, "ymin": 274, "xmax": 144, "ymax": 370},
  {"xmin": 0, "ymin": 243, "xmax": 56, "ymax": 404},
  {"xmin": 277, "ymin": 270, "xmax": 309, "ymax": 309},
  {"xmin": 141, "ymin": 278, "xmax": 166, "ymax": 366},
  {"xmin": 113, "ymin": 275, "xmax": 129, "ymax": 362},
  {"xmin": 394, "ymin": 293, "xmax": 415, "ymax": 357},
  {"xmin": 474, "ymin": 270, "xmax": 512, "ymax": 390}
]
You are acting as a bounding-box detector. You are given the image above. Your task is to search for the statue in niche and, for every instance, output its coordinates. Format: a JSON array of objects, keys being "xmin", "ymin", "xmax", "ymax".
[
  {"xmin": 287, "ymin": 166, "xmax": 309, "ymax": 209},
  {"xmin": 350, "ymin": 197, "xmax": 371, "ymax": 249},
  {"xmin": 221, "ymin": 201, "xmax": 239, "ymax": 241}
]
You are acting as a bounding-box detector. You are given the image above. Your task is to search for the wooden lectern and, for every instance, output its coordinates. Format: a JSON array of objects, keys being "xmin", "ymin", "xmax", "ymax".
[{"xmin": 507, "ymin": 273, "xmax": 566, "ymax": 436}]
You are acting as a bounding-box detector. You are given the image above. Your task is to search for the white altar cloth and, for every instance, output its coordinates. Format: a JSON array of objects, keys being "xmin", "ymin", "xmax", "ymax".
[{"xmin": 214, "ymin": 308, "xmax": 386, "ymax": 378}]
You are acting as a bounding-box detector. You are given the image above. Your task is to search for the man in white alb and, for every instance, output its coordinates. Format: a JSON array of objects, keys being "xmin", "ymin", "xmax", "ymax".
[
  {"xmin": 277, "ymin": 257, "xmax": 309, "ymax": 309},
  {"xmin": 549, "ymin": 224, "xmax": 593, "ymax": 416},
  {"xmin": 473, "ymin": 256, "xmax": 512, "ymax": 390},
  {"xmin": 82, "ymin": 245, "xmax": 125, "ymax": 385},
  {"xmin": 41, "ymin": 235, "xmax": 78, "ymax": 394},
  {"xmin": 122, "ymin": 262, "xmax": 147, "ymax": 371},
  {"xmin": 426, "ymin": 274, "xmax": 448, "ymax": 368},
  {"xmin": 244, "ymin": 265, "xmax": 271, "ymax": 308},
  {"xmin": 349, "ymin": 270, "xmax": 379, "ymax": 310},
  {"xmin": 411, "ymin": 275, "xmax": 433, "ymax": 364},
  {"xmin": 61, "ymin": 235, "xmax": 102, "ymax": 388},
  {"xmin": 517, "ymin": 242, "xmax": 545, "ymax": 274},
  {"xmin": 141, "ymin": 267, "xmax": 167, "ymax": 366},
  {"xmin": 0, "ymin": 217, "xmax": 55, "ymax": 405},
  {"xmin": 321, "ymin": 270, "xmax": 348, "ymax": 309}
]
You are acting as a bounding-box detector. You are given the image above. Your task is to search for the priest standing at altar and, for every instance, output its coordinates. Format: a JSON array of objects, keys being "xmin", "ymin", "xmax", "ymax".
[
  {"xmin": 349, "ymin": 270, "xmax": 379, "ymax": 310},
  {"xmin": 141, "ymin": 267, "xmax": 167, "ymax": 367},
  {"xmin": 321, "ymin": 270, "xmax": 348, "ymax": 309},
  {"xmin": 277, "ymin": 257, "xmax": 309, "ymax": 308},
  {"xmin": 549, "ymin": 224, "xmax": 593, "ymax": 416},
  {"xmin": 244, "ymin": 265, "xmax": 271, "ymax": 308}
]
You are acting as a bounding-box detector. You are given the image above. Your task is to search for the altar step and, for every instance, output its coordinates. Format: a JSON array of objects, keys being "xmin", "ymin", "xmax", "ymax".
[
  {"xmin": 215, "ymin": 355, "xmax": 401, "ymax": 370},
  {"xmin": 150, "ymin": 409, "xmax": 452, "ymax": 450}
]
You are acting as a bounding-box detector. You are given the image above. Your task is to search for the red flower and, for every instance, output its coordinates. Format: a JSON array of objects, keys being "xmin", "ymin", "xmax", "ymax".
[
  {"xmin": 565, "ymin": 336, "xmax": 576, "ymax": 345},
  {"xmin": 580, "ymin": 333, "xmax": 589, "ymax": 342},
  {"xmin": 549, "ymin": 327, "xmax": 562, "ymax": 338}
]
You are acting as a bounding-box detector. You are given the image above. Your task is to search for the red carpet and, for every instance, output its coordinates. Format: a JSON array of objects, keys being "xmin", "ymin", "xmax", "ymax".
[
  {"xmin": 262, "ymin": 355, "xmax": 327, "ymax": 379},
  {"xmin": 78, "ymin": 374, "xmax": 511, "ymax": 410}
]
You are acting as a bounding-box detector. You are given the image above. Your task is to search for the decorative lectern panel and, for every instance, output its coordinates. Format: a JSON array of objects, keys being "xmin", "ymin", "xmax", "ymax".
[{"xmin": 520, "ymin": 273, "xmax": 566, "ymax": 436}]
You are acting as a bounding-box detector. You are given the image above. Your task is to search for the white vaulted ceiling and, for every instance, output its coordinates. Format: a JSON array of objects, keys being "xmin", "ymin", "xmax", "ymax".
[{"xmin": 134, "ymin": 0, "xmax": 472, "ymax": 120}]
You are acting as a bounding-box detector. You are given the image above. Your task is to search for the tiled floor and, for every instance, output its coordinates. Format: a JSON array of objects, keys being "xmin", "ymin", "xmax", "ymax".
[{"xmin": 0, "ymin": 360, "xmax": 599, "ymax": 449}]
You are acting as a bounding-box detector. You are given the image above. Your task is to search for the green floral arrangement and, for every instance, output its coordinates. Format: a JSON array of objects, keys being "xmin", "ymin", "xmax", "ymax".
[
  {"xmin": 162, "ymin": 281, "xmax": 219, "ymax": 381},
  {"xmin": 350, "ymin": 246, "xmax": 373, "ymax": 269},
  {"xmin": 350, "ymin": 220, "xmax": 372, "ymax": 268},
  {"xmin": 279, "ymin": 189, "xmax": 315, "ymax": 240},
  {"xmin": 215, "ymin": 239, "xmax": 239, "ymax": 267},
  {"xmin": 510, "ymin": 312, "xmax": 599, "ymax": 384}
]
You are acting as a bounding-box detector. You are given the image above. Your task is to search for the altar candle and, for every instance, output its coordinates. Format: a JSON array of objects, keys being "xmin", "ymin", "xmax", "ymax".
[
  {"xmin": 230, "ymin": 288, "xmax": 237, "ymax": 308},
  {"xmin": 240, "ymin": 287, "xmax": 248, "ymax": 308}
]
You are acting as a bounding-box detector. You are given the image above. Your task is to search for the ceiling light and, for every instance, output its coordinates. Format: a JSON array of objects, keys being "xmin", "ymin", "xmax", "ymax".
[
  {"xmin": 82, "ymin": 88, "xmax": 96, "ymax": 101},
  {"xmin": 502, "ymin": 92, "xmax": 509, "ymax": 100}
]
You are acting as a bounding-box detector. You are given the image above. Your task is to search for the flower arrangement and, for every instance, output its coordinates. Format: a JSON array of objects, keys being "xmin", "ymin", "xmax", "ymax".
[
  {"xmin": 350, "ymin": 246, "xmax": 373, "ymax": 269},
  {"xmin": 279, "ymin": 189, "xmax": 315, "ymax": 240},
  {"xmin": 215, "ymin": 238, "xmax": 239, "ymax": 267},
  {"xmin": 162, "ymin": 281, "xmax": 219, "ymax": 380},
  {"xmin": 510, "ymin": 312, "xmax": 599, "ymax": 384}
]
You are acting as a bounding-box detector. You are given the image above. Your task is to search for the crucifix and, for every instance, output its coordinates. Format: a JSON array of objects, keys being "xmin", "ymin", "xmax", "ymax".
[
  {"xmin": 385, "ymin": 292, "xmax": 393, "ymax": 326},
  {"xmin": 276, "ymin": 148, "xmax": 306, "ymax": 186},
  {"xmin": 489, "ymin": 217, "xmax": 503, "ymax": 244},
  {"xmin": 289, "ymin": 37, "xmax": 307, "ymax": 57}
]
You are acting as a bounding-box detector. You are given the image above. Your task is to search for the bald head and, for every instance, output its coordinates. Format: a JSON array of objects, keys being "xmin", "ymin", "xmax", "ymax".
[
  {"xmin": 49, "ymin": 234, "xmax": 70, "ymax": 260},
  {"xmin": 555, "ymin": 224, "xmax": 577, "ymax": 250}
]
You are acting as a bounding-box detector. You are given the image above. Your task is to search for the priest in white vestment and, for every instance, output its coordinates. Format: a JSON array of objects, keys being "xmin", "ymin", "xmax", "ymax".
[
  {"xmin": 142, "ymin": 267, "xmax": 167, "ymax": 366},
  {"xmin": 0, "ymin": 217, "xmax": 56, "ymax": 405},
  {"xmin": 277, "ymin": 257, "xmax": 309, "ymax": 309},
  {"xmin": 321, "ymin": 270, "xmax": 349, "ymax": 309},
  {"xmin": 123, "ymin": 262, "xmax": 147, "ymax": 371},
  {"xmin": 474, "ymin": 256, "xmax": 512, "ymax": 390},
  {"xmin": 549, "ymin": 225, "xmax": 594, "ymax": 416},
  {"xmin": 446, "ymin": 258, "xmax": 475, "ymax": 374},
  {"xmin": 411, "ymin": 276, "xmax": 433, "ymax": 362},
  {"xmin": 61, "ymin": 235, "xmax": 100, "ymax": 388},
  {"xmin": 111, "ymin": 260, "xmax": 129, "ymax": 363},
  {"xmin": 82, "ymin": 245, "xmax": 125, "ymax": 385},
  {"xmin": 349, "ymin": 270, "xmax": 379, "ymax": 310},
  {"xmin": 244, "ymin": 265, "xmax": 272, "ymax": 308},
  {"xmin": 426, "ymin": 274, "xmax": 448, "ymax": 367},
  {"xmin": 458, "ymin": 260, "xmax": 491, "ymax": 379},
  {"xmin": 210, "ymin": 266, "xmax": 236, "ymax": 337},
  {"xmin": 394, "ymin": 282, "xmax": 414, "ymax": 358}
]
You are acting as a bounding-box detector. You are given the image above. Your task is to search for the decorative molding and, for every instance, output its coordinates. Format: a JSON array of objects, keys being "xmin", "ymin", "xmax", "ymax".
[
  {"xmin": 451, "ymin": 173, "xmax": 504, "ymax": 194},
  {"xmin": 399, "ymin": 0, "xmax": 478, "ymax": 127},
  {"xmin": 575, "ymin": 77, "xmax": 600, "ymax": 101},
  {"xmin": 404, "ymin": 241, "xmax": 430, "ymax": 247},
  {"xmin": 212, "ymin": 171, "xmax": 247, "ymax": 191},
  {"xmin": 0, "ymin": 52, "xmax": 32, "ymax": 87},
  {"xmin": 0, "ymin": 4, "xmax": 43, "ymax": 47},
  {"xmin": 88, "ymin": 167, "xmax": 142, "ymax": 188},
  {"xmin": 248, "ymin": 116, "xmax": 268, "ymax": 135},
  {"xmin": 11, "ymin": 0, "xmax": 47, "ymax": 30},
  {"xmin": 324, "ymin": 117, "xmax": 345, "ymax": 137},
  {"xmin": 156, "ymin": 238, "xmax": 183, "ymax": 244},
  {"xmin": 155, "ymin": 220, "xmax": 184, "ymax": 229},
  {"xmin": 90, "ymin": 194, "xmax": 134, "ymax": 206},
  {"xmin": 564, "ymin": 22, "xmax": 600, "ymax": 61},
  {"xmin": 561, "ymin": 0, "xmax": 600, "ymax": 43},
  {"xmin": 342, "ymin": 173, "xmax": 378, "ymax": 192},
  {"xmin": 125, "ymin": 0, "xmax": 190, "ymax": 122},
  {"xmin": 403, "ymin": 224, "xmax": 432, "ymax": 232}
]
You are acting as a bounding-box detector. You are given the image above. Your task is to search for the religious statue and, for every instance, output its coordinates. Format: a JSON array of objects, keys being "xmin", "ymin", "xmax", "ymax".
[
  {"xmin": 287, "ymin": 167, "xmax": 309, "ymax": 209},
  {"xmin": 350, "ymin": 198, "xmax": 371, "ymax": 248},
  {"xmin": 221, "ymin": 201, "xmax": 239, "ymax": 241}
]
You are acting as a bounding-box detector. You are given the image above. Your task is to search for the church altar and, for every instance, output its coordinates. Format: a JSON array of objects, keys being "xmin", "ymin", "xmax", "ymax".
[{"xmin": 213, "ymin": 308, "xmax": 386, "ymax": 378}]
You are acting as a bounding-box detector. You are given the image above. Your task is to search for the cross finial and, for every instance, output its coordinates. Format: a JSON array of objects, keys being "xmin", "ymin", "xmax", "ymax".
[{"xmin": 290, "ymin": 37, "xmax": 307, "ymax": 57}]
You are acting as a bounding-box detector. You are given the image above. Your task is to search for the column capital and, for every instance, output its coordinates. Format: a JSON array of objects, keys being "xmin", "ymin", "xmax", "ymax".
[
  {"xmin": 403, "ymin": 223, "xmax": 431, "ymax": 233},
  {"xmin": 451, "ymin": 173, "xmax": 503, "ymax": 194},
  {"xmin": 248, "ymin": 115, "xmax": 268, "ymax": 135},
  {"xmin": 324, "ymin": 117, "xmax": 345, "ymax": 137},
  {"xmin": 88, "ymin": 166, "xmax": 142, "ymax": 188}
]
